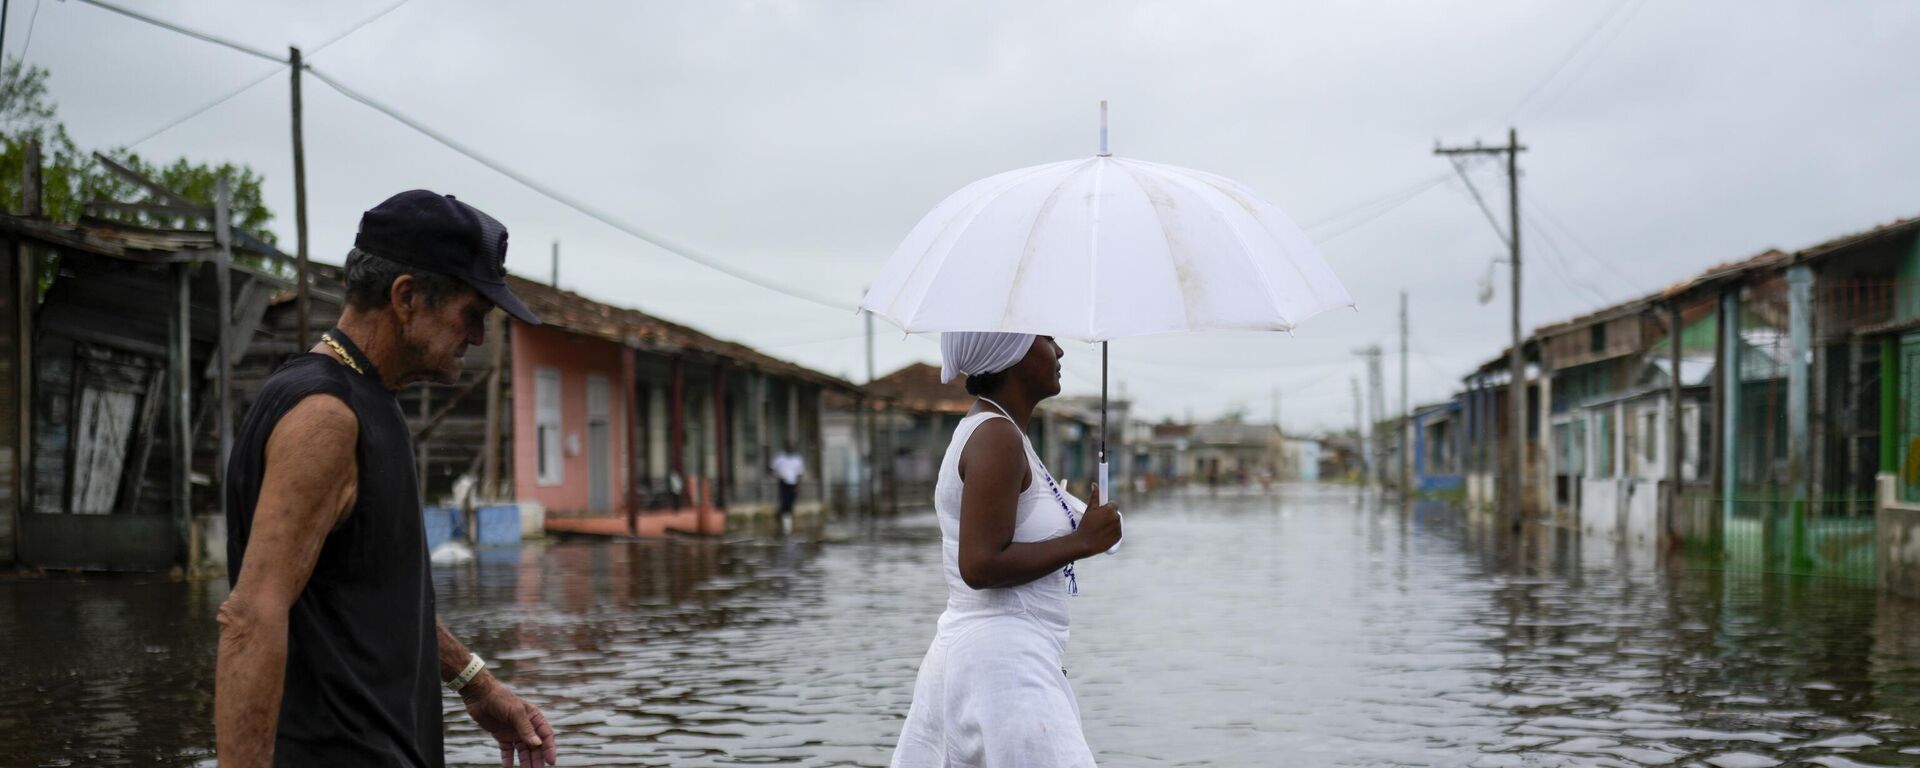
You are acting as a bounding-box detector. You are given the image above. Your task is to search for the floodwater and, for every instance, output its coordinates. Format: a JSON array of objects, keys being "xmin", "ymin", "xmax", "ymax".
[{"xmin": 4, "ymin": 484, "xmax": 1920, "ymax": 767}]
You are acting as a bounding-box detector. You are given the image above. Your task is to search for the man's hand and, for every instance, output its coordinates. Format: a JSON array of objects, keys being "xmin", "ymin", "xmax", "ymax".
[{"xmin": 461, "ymin": 674, "xmax": 558, "ymax": 767}]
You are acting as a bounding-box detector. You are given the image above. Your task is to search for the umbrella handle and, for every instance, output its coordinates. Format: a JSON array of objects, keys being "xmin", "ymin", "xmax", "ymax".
[{"xmin": 1098, "ymin": 460, "xmax": 1109, "ymax": 505}]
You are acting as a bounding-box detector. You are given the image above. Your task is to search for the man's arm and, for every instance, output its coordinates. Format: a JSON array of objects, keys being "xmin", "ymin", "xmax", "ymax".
[
  {"xmin": 215, "ymin": 396, "xmax": 358, "ymax": 768},
  {"xmin": 440, "ymin": 619, "xmax": 558, "ymax": 767}
]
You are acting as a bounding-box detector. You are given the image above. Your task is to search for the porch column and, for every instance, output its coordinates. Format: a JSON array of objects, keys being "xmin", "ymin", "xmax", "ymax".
[
  {"xmin": 1667, "ymin": 301, "xmax": 1683, "ymax": 546},
  {"xmin": 1786, "ymin": 264, "xmax": 1813, "ymax": 568},
  {"xmin": 623, "ymin": 347, "xmax": 640, "ymax": 533},
  {"xmin": 171, "ymin": 262, "xmax": 192, "ymax": 564},
  {"xmin": 713, "ymin": 364, "xmax": 728, "ymax": 511},
  {"xmin": 670, "ymin": 356, "xmax": 686, "ymax": 510},
  {"xmin": 1538, "ymin": 367, "xmax": 1553, "ymax": 516},
  {"xmin": 1720, "ymin": 289, "xmax": 1740, "ymax": 530}
]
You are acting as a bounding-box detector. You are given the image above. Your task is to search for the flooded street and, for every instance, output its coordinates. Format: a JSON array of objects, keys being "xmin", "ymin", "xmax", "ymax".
[{"xmin": 6, "ymin": 484, "xmax": 1920, "ymax": 767}]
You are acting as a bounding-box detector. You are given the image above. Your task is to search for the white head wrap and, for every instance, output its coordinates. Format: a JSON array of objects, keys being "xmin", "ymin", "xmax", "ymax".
[{"xmin": 940, "ymin": 332, "xmax": 1036, "ymax": 384}]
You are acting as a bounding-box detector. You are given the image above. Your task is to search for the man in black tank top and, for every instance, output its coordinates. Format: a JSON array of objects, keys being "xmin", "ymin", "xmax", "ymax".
[{"xmin": 217, "ymin": 191, "xmax": 556, "ymax": 767}]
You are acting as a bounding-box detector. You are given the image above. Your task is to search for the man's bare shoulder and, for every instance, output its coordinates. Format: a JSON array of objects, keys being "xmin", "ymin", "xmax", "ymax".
[{"xmin": 276, "ymin": 395, "xmax": 356, "ymax": 443}]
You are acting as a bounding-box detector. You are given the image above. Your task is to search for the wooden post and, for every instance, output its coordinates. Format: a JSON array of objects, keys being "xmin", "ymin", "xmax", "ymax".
[
  {"xmin": 713, "ymin": 364, "xmax": 728, "ymax": 511},
  {"xmin": 172, "ymin": 262, "xmax": 193, "ymax": 564},
  {"xmin": 1719, "ymin": 289, "xmax": 1739, "ymax": 532},
  {"xmin": 1667, "ymin": 300, "xmax": 1684, "ymax": 547},
  {"xmin": 290, "ymin": 46, "xmax": 313, "ymax": 350},
  {"xmin": 670, "ymin": 356, "xmax": 686, "ymax": 511},
  {"xmin": 1882, "ymin": 335, "xmax": 1899, "ymax": 476},
  {"xmin": 753, "ymin": 372, "xmax": 767, "ymax": 505},
  {"xmin": 481, "ymin": 312, "xmax": 505, "ymax": 499},
  {"xmin": 1786, "ymin": 264, "xmax": 1813, "ymax": 567},
  {"xmin": 15, "ymin": 139, "xmax": 41, "ymax": 557},
  {"xmin": 213, "ymin": 178, "xmax": 235, "ymax": 536},
  {"xmin": 21, "ymin": 139, "xmax": 40, "ymax": 218},
  {"xmin": 622, "ymin": 346, "xmax": 641, "ymax": 533},
  {"xmin": 1400, "ymin": 291, "xmax": 1411, "ymax": 496}
]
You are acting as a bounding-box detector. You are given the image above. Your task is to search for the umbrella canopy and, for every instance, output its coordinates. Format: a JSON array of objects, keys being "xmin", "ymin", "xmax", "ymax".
[{"xmin": 860, "ymin": 155, "xmax": 1353, "ymax": 342}]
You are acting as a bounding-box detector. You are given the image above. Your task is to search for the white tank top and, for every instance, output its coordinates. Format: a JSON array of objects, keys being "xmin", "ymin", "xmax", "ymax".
[{"xmin": 933, "ymin": 411, "xmax": 1083, "ymax": 638}]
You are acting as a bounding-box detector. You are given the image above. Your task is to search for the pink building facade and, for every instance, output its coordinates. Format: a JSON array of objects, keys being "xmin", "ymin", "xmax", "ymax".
[{"xmin": 510, "ymin": 322, "xmax": 631, "ymax": 517}]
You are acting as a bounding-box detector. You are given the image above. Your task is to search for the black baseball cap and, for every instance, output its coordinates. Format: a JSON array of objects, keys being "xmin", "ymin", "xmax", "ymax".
[{"xmin": 353, "ymin": 190, "xmax": 541, "ymax": 325}]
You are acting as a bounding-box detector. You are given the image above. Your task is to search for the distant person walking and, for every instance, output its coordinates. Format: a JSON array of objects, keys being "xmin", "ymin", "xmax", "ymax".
[
  {"xmin": 217, "ymin": 191, "xmax": 557, "ymax": 767},
  {"xmin": 771, "ymin": 442, "xmax": 806, "ymax": 530},
  {"xmin": 891, "ymin": 331, "xmax": 1123, "ymax": 768}
]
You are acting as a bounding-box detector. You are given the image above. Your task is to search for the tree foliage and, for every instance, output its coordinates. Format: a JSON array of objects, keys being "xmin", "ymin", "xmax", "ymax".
[{"xmin": 0, "ymin": 57, "xmax": 276, "ymax": 243}]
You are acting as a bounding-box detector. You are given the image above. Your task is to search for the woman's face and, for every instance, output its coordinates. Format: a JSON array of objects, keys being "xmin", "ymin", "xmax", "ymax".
[{"xmin": 1011, "ymin": 335, "xmax": 1064, "ymax": 399}]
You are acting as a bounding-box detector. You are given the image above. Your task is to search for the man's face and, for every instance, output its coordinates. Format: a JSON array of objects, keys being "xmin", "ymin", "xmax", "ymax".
[{"xmin": 401, "ymin": 279, "xmax": 491, "ymax": 385}]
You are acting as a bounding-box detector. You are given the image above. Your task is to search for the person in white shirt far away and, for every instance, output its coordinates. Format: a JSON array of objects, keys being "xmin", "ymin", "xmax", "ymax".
[{"xmin": 770, "ymin": 443, "xmax": 805, "ymax": 531}]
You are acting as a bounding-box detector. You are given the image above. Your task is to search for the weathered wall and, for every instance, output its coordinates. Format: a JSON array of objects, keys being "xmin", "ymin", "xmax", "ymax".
[
  {"xmin": 1625, "ymin": 479, "xmax": 1661, "ymax": 546},
  {"xmin": 511, "ymin": 322, "xmax": 628, "ymax": 516},
  {"xmin": 1580, "ymin": 477, "xmax": 1620, "ymax": 538},
  {"xmin": 1881, "ymin": 474, "xmax": 1920, "ymax": 599}
]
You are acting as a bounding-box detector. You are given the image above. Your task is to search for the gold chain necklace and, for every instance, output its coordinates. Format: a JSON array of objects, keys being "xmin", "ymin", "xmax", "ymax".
[{"xmin": 320, "ymin": 333, "xmax": 365, "ymax": 375}]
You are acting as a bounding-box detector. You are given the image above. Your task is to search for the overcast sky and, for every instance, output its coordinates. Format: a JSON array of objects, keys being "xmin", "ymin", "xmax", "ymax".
[{"xmin": 25, "ymin": 0, "xmax": 1920, "ymax": 432}]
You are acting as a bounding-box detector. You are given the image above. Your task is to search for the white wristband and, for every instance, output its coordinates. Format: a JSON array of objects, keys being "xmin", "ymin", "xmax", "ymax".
[{"xmin": 448, "ymin": 652, "xmax": 485, "ymax": 692}]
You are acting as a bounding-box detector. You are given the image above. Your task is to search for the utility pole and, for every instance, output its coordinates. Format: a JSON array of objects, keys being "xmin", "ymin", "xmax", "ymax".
[
  {"xmin": 1350, "ymin": 376, "xmax": 1365, "ymax": 485},
  {"xmin": 1400, "ymin": 290, "xmax": 1411, "ymax": 496},
  {"xmin": 864, "ymin": 308, "xmax": 876, "ymax": 515},
  {"xmin": 1353, "ymin": 344, "xmax": 1385, "ymax": 488},
  {"xmin": 550, "ymin": 240, "xmax": 560, "ymax": 287},
  {"xmin": 2, "ymin": 1, "xmax": 12, "ymax": 77},
  {"xmin": 290, "ymin": 46, "xmax": 312, "ymax": 350},
  {"xmin": 1369, "ymin": 350, "xmax": 1386, "ymax": 487},
  {"xmin": 1436, "ymin": 128, "xmax": 1526, "ymax": 528}
]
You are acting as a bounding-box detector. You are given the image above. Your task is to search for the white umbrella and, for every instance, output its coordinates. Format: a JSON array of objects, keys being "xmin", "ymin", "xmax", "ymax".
[{"xmin": 861, "ymin": 103, "xmax": 1354, "ymax": 501}]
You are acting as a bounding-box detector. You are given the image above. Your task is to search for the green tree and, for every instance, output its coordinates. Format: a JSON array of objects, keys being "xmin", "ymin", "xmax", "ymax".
[{"xmin": 0, "ymin": 57, "xmax": 276, "ymax": 243}]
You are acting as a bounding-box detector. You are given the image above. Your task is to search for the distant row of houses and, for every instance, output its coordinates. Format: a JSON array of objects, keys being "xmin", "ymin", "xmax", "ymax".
[
  {"xmin": 1402, "ymin": 213, "xmax": 1920, "ymax": 597},
  {"xmin": 849, "ymin": 362, "xmax": 1339, "ymax": 511},
  {"xmin": 1, "ymin": 162, "xmax": 1361, "ymax": 574}
]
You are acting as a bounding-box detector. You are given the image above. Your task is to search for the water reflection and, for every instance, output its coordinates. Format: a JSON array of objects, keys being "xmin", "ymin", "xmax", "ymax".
[{"xmin": 3, "ymin": 487, "xmax": 1920, "ymax": 766}]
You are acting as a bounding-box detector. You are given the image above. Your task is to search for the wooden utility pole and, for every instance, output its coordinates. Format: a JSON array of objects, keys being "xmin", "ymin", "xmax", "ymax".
[
  {"xmin": 1436, "ymin": 128, "xmax": 1526, "ymax": 528},
  {"xmin": 864, "ymin": 308, "xmax": 876, "ymax": 515},
  {"xmin": 290, "ymin": 46, "xmax": 312, "ymax": 350},
  {"xmin": 14, "ymin": 138, "xmax": 39, "ymax": 561},
  {"xmin": 1400, "ymin": 290, "xmax": 1411, "ymax": 496},
  {"xmin": 1351, "ymin": 376, "xmax": 1364, "ymax": 483},
  {"xmin": 213, "ymin": 178, "xmax": 235, "ymax": 521}
]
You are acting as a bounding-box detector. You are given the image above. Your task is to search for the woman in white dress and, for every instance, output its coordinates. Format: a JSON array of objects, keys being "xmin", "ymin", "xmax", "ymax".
[{"xmin": 891, "ymin": 331, "xmax": 1124, "ymax": 768}]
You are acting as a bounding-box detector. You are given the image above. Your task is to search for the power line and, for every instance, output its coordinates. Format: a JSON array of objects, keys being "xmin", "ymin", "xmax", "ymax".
[
  {"xmin": 125, "ymin": 66, "xmax": 283, "ymax": 147},
  {"xmin": 71, "ymin": 0, "xmax": 282, "ymax": 63},
  {"xmin": 1525, "ymin": 191, "xmax": 1645, "ymax": 294},
  {"xmin": 1524, "ymin": 210, "xmax": 1614, "ymax": 307},
  {"xmin": 18, "ymin": 0, "xmax": 40, "ymax": 61},
  {"xmin": 308, "ymin": 0, "xmax": 413, "ymax": 52},
  {"xmin": 304, "ymin": 66, "xmax": 857, "ymax": 313},
  {"xmin": 1300, "ymin": 170, "xmax": 1455, "ymax": 231},
  {"xmin": 80, "ymin": 0, "xmax": 857, "ymax": 314},
  {"xmin": 1507, "ymin": 0, "xmax": 1638, "ymax": 121},
  {"xmin": 1309, "ymin": 173, "xmax": 1455, "ymax": 243},
  {"xmin": 124, "ymin": 0, "xmax": 415, "ymax": 148},
  {"xmin": 1446, "ymin": 157, "xmax": 1511, "ymax": 248},
  {"xmin": 1527, "ymin": 0, "xmax": 1651, "ymax": 119}
]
